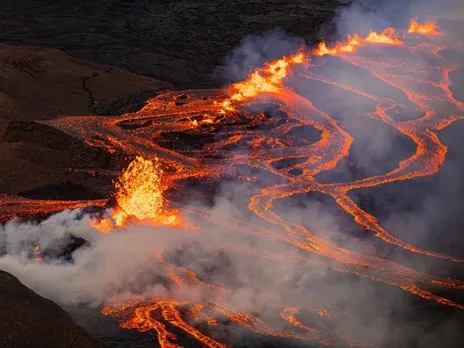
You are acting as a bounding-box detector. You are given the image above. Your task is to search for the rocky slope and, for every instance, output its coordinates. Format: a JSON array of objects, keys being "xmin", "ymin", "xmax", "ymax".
[
  {"xmin": 0, "ymin": 0, "xmax": 341, "ymax": 88},
  {"xmin": 0, "ymin": 270, "xmax": 104, "ymax": 348},
  {"xmin": 0, "ymin": 44, "xmax": 174, "ymax": 197},
  {"xmin": 0, "ymin": 0, "xmax": 344, "ymax": 197},
  {"xmin": 0, "ymin": 43, "xmax": 172, "ymax": 121}
]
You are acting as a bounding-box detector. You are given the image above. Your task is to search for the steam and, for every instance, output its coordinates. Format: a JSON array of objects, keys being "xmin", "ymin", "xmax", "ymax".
[
  {"xmin": 0, "ymin": 198, "xmax": 333, "ymax": 309},
  {"xmin": 221, "ymin": 29, "xmax": 304, "ymax": 82},
  {"xmin": 1, "ymin": 212, "xmax": 171, "ymax": 306}
]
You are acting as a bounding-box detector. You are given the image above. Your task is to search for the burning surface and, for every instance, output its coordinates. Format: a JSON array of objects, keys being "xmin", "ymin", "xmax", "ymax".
[{"xmin": 1, "ymin": 16, "xmax": 464, "ymax": 348}]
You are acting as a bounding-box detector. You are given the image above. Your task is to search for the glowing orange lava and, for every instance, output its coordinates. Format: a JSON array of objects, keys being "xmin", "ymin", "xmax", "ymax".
[
  {"xmin": 223, "ymin": 52, "xmax": 305, "ymax": 106},
  {"xmin": 75, "ymin": 18, "xmax": 464, "ymax": 344},
  {"xmin": 102, "ymin": 300, "xmax": 226, "ymax": 348},
  {"xmin": 5, "ymin": 15, "xmax": 463, "ymax": 348},
  {"xmin": 33, "ymin": 245, "xmax": 43, "ymax": 261},
  {"xmin": 408, "ymin": 19, "xmax": 439, "ymax": 35},
  {"xmin": 314, "ymin": 27, "xmax": 402, "ymax": 57},
  {"xmin": 92, "ymin": 156, "xmax": 180, "ymax": 231}
]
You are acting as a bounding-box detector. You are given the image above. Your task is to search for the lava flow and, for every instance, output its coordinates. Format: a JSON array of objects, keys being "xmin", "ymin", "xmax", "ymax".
[
  {"xmin": 2, "ymin": 18, "xmax": 464, "ymax": 348},
  {"xmin": 313, "ymin": 27, "xmax": 403, "ymax": 57},
  {"xmin": 408, "ymin": 18, "xmax": 440, "ymax": 35}
]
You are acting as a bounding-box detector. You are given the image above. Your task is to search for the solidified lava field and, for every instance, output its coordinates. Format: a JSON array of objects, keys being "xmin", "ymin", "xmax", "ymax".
[{"xmin": 1, "ymin": 16, "xmax": 464, "ymax": 348}]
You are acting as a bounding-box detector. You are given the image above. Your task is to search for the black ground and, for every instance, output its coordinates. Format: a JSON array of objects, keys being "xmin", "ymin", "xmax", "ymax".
[
  {"xmin": 0, "ymin": 270, "xmax": 104, "ymax": 348},
  {"xmin": 0, "ymin": 0, "xmax": 341, "ymax": 88}
]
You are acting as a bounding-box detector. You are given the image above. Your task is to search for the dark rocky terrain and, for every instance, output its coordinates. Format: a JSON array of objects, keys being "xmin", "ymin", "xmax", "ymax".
[
  {"xmin": 0, "ymin": 0, "xmax": 343, "ymax": 198},
  {"xmin": 0, "ymin": 44, "xmax": 173, "ymax": 197},
  {"xmin": 0, "ymin": 43, "xmax": 173, "ymax": 121},
  {"xmin": 0, "ymin": 0, "xmax": 341, "ymax": 88},
  {"xmin": 0, "ymin": 270, "xmax": 104, "ymax": 348}
]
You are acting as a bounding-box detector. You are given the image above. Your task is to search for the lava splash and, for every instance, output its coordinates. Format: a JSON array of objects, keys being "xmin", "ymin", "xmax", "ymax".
[{"xmin": 92, "ymin": 156, "xmax": 181, "ymax": 232}]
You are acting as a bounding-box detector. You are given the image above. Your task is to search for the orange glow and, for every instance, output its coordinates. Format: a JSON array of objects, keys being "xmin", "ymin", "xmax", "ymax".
[
  {"xmin": 33, "ymin": 245, "xmax": 43, "ymax": 261},
  {"xmin": 314, "ymin": 28, "xmax": 402, "ymax": 56},
  {"xmin": 225, "ymin": 51, "xmax": 305, "ymax": 105},
  {"xmin": 92, "ymin": 156, "xmax": 181, "ymax": 231},
  {"xmin": 315, "ymin": 42, "xmax": 338, "ymax": 56},
  {"xmin": 408, "ymin": 19, "xmax": 439, "ymax": 35},
  {"xmin": 190, "ymin": 115, "xmax": 215, "ymax": 127},
  {"xmin": 365, "ymin": 28, "xmax": 403, "ymax": 44},
  {"xmin": 103, "ymin": 300, "xmax": 226, "ymax": 348}
]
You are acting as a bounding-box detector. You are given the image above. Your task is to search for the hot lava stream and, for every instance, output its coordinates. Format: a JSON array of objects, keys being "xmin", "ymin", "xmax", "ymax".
[{"xmin": 2, "ymin": 18, "xmax": 464, "ymax": 347}]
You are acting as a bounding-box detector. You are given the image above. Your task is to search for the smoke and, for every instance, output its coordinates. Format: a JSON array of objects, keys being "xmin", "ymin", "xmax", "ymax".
[
  {"xmin": 331, "ymin": 0, "xmax": 463, "ymax": 34},
  {"xmin": 0, "ymin": 201, "xmax": 371, "ymax": 348},
  {"xmin": 0, "ymin": 198, "xmax": 328, "ymax": 307},
  {"xmin": 1, "ymin": 0, "xmax": 464, "ymax": 347},
  {"xmin": 220, "ymin": 29, "xmax": 304, "ymax": 82},
  {"xmin": 318, "ymin": 0, "xmax": 464, "ymax": 261}
]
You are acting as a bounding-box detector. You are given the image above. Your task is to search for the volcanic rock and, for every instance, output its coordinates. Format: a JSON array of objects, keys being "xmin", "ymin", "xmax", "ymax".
[
  {"xmin": 0, "ymin": 270, "xmax": 104, "ymax": 348},
  {"xmin": 0, "ymin": 43, "xmax": 173, "ymax": 121},
  {"xmin": 0, "ymin": 0, "xmax": 343, "ymax": 199},
  {"xmin": 0, "ymin": 43, "xmax": 175, "ymax": 198},
  {"xmin": 0, "ymin": 0, "xmax": 341, "ymax": 88},
  {"xmin": 0, "ymin": 120, "xmax": 125, "ymax": 197}
]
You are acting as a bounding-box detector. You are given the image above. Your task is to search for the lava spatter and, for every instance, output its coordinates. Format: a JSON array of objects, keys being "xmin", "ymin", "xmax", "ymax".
[
  {"xmin": 92, "ymin": 156, "xmax": 181, "ymax": 231},
  {"xmin": 223, "ymin": 51, "xmax": 305, "ymax": 106}
]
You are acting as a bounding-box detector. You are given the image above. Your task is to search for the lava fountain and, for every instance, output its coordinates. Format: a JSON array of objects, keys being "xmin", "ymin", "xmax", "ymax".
[{"xmin": 92, "ymin": 156, "xmax": 181, "ymax": 232}]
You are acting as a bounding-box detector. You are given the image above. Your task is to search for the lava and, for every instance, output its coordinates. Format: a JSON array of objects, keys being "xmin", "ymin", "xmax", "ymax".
[
  {"xmin": 33, "ymin": 245, "xmax": 43, "ymax": 262},
  {"xmin": 2, "ymin": 17, "xmax": 464, "ymax": 348},
  {"xmin": 108, "ymin": 300, "xmax": 226, "ymax": 348},
  {"xmin": 408, "ymin": 18, "xmax": 440, "ymax": 35},
  {"xmin": 365, "ymin": 27, "xmax": 403, "ymax": 45},
  {"xmin": 224, "ymin": 51, "xmax": 305, "ymax": 105},
  {"xmin": 92, "ymin": 156, "xmax": 181, "ymax": 231},
  {"xmin": 314, "ymin": 27, "xmax": 403, "ymax": 57}
]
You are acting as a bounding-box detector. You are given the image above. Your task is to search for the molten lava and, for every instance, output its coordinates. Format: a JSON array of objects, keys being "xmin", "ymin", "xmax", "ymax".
[
  {"xmin": 408, "ymin": 19, "xmax": 439, "ymax": 35},
  {"xmin": 314, "ymin": 27, "xmax": 402, "ymax": 57},
  {"xmin": 93, "ymin": 156, "xmax": 180, "ymax": 231},
  {"xmin": 3, "ymin": 16, "xmax": 464, "ymax": 348},
  {"xmin": 224, "ymin": 52, "xmax": 305, "ymax": 105},
  {"xmin": 33, "ymin": 245, "xmax": 43, "ymax": 262}
]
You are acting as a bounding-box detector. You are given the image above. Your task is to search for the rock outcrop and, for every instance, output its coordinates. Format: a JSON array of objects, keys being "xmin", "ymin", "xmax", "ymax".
[{"xmin": 0, "ymin": 270, "xmax": 105, "ymax": 348}]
